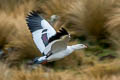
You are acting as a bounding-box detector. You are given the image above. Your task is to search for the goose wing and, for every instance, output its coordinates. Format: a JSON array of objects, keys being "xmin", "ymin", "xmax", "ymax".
[
  {"xmin": 43, "ymin": 28, "xmax": 70, "ymax": 57},
  {"xmin": 51, "ymin": 35, "xmax": 70, "ymax": 53},
  {"xmin": 26, "ymin": 11, "xmax": 56, "ymax": 54}
]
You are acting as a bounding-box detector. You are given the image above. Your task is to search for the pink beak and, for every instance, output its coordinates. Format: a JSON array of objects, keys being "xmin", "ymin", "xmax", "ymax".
[{"xmin": 85, "ymin": 45, "xmax": 88, "ymax": 48}]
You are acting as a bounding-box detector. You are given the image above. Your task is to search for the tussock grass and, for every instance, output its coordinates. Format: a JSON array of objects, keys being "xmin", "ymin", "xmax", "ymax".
[
  {"xmin": 0, "ymin": 0, "xmax": 42, "ymax": 63},
  {"xmin": 4, "ymin": 15, "xmax": 41, "ymax": 64},
  {"xmin": 64, "ymin": 0, "xmax": 116, "ymax": 39},
  {"xmin": 0, "ymin": 12, "xmax": 17, "ymax": 49},
  {"xmin": 43, "ymin": 0, "xmax": 117, "ymax": 42},
  {"xmin": 5, "ymin": 18, "xmax": 40, "ymax": 63},
  {"xmin": 83, "ymin": 60, "xmax": 120, "ymax": 77},
  {"xmin": 0, "ymin": 0, "xmax": 36, "ymax": 49},
  {"xmin": 106, "ymin": 1, "xmax": 120, "ymax": 49},
  {"xmin": 0, "ymin": 61, "xmax": 120, "ymax": 80},
  {"xmin": 0, "ymin": 0, "xmax": 38, "ymax": 14},
  {"xmin": 41, "ymin": 0, "xmax": 76, "ymax": 17}
]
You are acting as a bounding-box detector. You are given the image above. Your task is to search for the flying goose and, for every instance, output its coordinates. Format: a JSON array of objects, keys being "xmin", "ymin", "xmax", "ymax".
[{"xmin": 26, "ymin": 11, "xmax": 88, "ymax": 64}]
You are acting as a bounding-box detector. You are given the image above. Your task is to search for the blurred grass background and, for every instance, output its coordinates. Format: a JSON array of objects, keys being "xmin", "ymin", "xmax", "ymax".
[{"xmin": 0, "ymin": 0, "xmax": 120, "ymax": 80}]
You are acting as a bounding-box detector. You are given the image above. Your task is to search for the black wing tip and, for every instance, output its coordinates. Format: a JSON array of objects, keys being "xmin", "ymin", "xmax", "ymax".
[
  {"xmin": 59, "ymin": 27, "xmax": 69, "ymax": 35},
  {"xmin": 26, "ymin": 11, "xmax": 39, "ymax": 20},
  {"xmin": 48, "ymin": 27, "xmax": 69, "ymax": 43},
  {"xmin": 30, "ymin": 11, "xmax": 39, "ymax": 16},
  {"xmin": 26, "ymin": 10, "xmax": 44, "ymax": 33},
  {"xmin": 26, "ymin": 10, "xmax": 44, "ymax": 18}
]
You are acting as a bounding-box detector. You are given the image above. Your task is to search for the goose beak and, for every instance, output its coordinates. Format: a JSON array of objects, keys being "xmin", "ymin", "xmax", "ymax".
[{"xmin": 85, "ymin": 45, "xmax": 88, "ymax": 48}]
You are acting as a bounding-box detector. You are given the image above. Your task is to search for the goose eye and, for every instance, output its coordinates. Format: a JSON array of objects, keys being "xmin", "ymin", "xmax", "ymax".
[{"xmin": 81, "ymin": 45, "xmax": 84, "ymax": 46}]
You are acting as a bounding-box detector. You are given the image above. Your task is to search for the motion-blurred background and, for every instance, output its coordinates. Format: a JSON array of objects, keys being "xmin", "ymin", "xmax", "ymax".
[{"xmin": 0, "ymin": 0, "xmax": 120, "ymax": 80}]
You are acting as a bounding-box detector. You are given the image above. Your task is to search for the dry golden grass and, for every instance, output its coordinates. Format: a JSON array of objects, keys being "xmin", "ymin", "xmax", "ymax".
[
  {"xmin": 0, "ymin": 0, "xmax": 42, "ymax": 63},
  {"xmin": 5, "ymin": 16, "xmax": 40, "ymax": 63},
  {"xmin": 106, "ymin": 1, "xmax": 120, "ymax": 49},
  {"xmin": 83, "ymin": 60, "xmax": 120, "ymax": 77},
  {"xmin": 41, "ymin": 0, "xmax": 76, "ymax": 17},
  {"xmin": 0, "ymin": 60, "xmax": 120, "ymax": 80},
  {"xmin": 64, "ymin": 0, "xmax": 117, "ymax": 39},
  {"xmin": 0, "ymin": 0, "xmax": 43, "ymax": 14},
  {"xmin": 42, "ymin": 0, "xmax": 118, "ymax": 42},
  {"xmin": 105, "ymin": 1, "xmax": 120, "ymax": 57},
  {"xmin": 0, "ymin": 0, "xmax": 35, "ymax": 49},
  {"xmin": 0, "ymin": 13, "xmax": 16, "ymax": 49}
]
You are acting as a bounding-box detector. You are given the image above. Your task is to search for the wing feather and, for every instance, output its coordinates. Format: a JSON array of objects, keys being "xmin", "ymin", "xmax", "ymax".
[
  {"xmin": 48, "ymin": 28, "xmax": 69, "ymax": 43},
  {"xmin": 26, "ymin": 11, "xmax": 43, "ymax": 33},
  {"xmin": 26, "ymin": 11, "xmax": 56, "ymax": 54},
  {"xmin": 43, "ymin": 35, "xmax": 70, "ymax": 57}
]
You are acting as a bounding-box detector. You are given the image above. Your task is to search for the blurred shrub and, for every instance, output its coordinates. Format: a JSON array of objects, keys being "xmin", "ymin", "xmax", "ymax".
[
  {"xmin": 5, "ymin": 18, "xmax": 40, "ymax": 64},
  {"xmin": 106, "ymin": 1, "xmax": 120, "ymax": 48},
  {"xmin": 0, "ymin": 13, "xmax": 16, "ymax": 49},
  {"xmin": 106, "ymin": 1, "xmax": 120, "ymax": 56},
  {"xmin": 41, "ymin": 0, "xmax": 117, "ymax": 43},
  {"xmin": 0, "ymin": 0, "xmax": 42, "ymax": 64}
]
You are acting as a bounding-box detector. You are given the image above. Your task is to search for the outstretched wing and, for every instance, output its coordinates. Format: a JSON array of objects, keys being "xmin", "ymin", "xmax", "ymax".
[
  {"xmin": 51, "ymin": 35, "xmax": 70, "ymax": 53},
  {"xmin": 26, "ymin": 11, "xmax": 56, "ymax": 54},
  {"xmin": 43, "ymin": 30, "xmax": 70, "ymax": 57}
]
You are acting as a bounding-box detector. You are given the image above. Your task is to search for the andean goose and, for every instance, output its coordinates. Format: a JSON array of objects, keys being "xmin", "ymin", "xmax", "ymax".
[{"xmin": 26, "ymin": 11, "xmax": 88, "ymax": 64}]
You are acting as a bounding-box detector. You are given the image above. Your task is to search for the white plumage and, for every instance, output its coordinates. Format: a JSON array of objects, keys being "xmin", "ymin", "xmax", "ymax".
[{"xmin": 26, "ymin": 11, "xmax": 87, "ymax": 64}]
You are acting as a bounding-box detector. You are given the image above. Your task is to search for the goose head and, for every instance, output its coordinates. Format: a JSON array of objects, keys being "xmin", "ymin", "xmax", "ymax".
[{"xmin": 71, "ymin": 44, "xmax": 88, "ymax": 50}]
